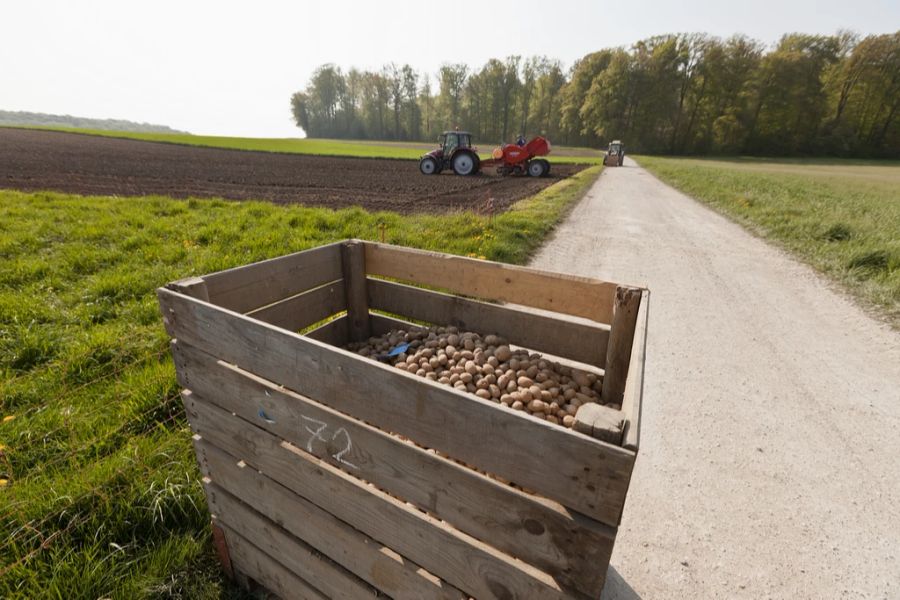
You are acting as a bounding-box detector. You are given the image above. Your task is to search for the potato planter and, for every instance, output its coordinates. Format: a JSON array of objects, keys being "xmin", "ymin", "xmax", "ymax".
[{"xmin": 158, "ymin": 240, "xmax": 649, "ymax": 599}]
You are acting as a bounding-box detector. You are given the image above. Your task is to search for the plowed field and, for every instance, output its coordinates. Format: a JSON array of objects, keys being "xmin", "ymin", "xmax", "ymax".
[{"xmin": 0, "ymin": 128, "xmax": 583, "ymax": 214}]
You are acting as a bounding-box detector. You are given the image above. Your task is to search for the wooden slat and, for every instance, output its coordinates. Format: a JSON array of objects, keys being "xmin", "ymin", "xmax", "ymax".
[
  {"xmin": 341, "ymin": 240, "xmax": 372, "ymax": 342},
  {"xmin": 363, "ymin": 241, "xmax": 619, "ymax": 324},
  {"xmin": 621, "ymin": 289, "xmax": 649, "ymax": 452},
  {"xmin": 203, "ymin": 481, "xmax": 375, "ymax": 599},
  {"xmin": 217, "ymin": 522, "xmax": 329, "ymax": 600},
  {"xmin": 369, "ymin": 312, "xmax": 426, "ymax": 336},
  {"xmin": 244, "ymin": 280, "xmax": 346, "ymax": 332},
  {"xmin": 158, "ymin": 287, "xmax": 635, "ymax": 526},
  {"xmin": 176, "ymin": 347, "xmax": 614, "ymax": 596},
  {"xmin": 189, "ymin": 405, "xmax": 569, "ymax": 600},
  {"xmin": 368, "ymin": 277, "xmax": 610, "ymax": 367},
  {"xmin": 201, "ymin": 242, "xmax": 343, "ymax": 313},
  {"xmin": 601, "ymin": 286, "xmax": 643, "ymax": 406},
  {"xmin": 167, "ymin": 276, "xmax": 209, "ymax": 301},
  {"xmin": 303, "ymin": 315, "xmax": 349, "ymax": 346},
  {"xmin": 197, "ymin": 450, "xmax": 460, "ymax": 600}
]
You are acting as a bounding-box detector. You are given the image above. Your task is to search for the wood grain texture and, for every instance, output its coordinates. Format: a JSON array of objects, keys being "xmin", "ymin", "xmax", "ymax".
[
  {"xmin": 202, "ymin": 242, "xmax": 343, "ymax": 313},
  {"xmin": 176, "ymin": 349, "xmax": 614, "ymax": 596},
  {"xmin": 188, "ymin": 408, "xmax": 568, "ymax": 600},
  {"xmin": 167, "ymin": 276, "xmax": 209, "ymax": 301},
  {"xmin": 197, "ymin": 446, "xmax": 460, "ymax": 600},
  {"xmin": 367, "ymin": 278, "xmax": 610, "ymax": 368},
  {"xmin": 573, "ymin": 404, "xmax": 625, "ymax": 445},
  {"xmin": 620, "ymin": 289, "xmax": 649, "ymax": 452},
  {"xmin": 158, "ymin": 287, "xmax": 635, "ymax": 526},
  {"xmin": 245, "ymin": 280, "xmax": 345, "ymax": 332},
  {"xmin": 216, "ymin": 522, "xmax": 329, "ymax": 600},
  {"xmin": 600, "ymin": 286, "xmax": 644, "ymax": 406},
  {"xmin": 202, "ymin": 483, "xmax": 375, "ymax": 599},
  {"xmin": 303, "ymin": 315, "xmax": 349, "ymax": 346},
  {"xmin": 341, "ymin": 241, "xmax": 371, "ymax": 342},
  {"xmin": 363, "ymin": 241, "xmax": 619, "ymax": 324},
  {"xmin": 369, "ymin": 312, "xmax": 427, "ymax": 336}
]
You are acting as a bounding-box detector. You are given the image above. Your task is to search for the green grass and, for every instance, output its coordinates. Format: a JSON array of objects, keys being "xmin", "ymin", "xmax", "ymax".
[
  {"xmin": 0, "ymin": 164, "xmax": 601, "ymax": 597},
  {"xmin": 638, "ymin": 156, "xmax": 900, "ymax": 326},
  {"xmin": 4, "ymin": 125, "xmax": 603, "ymax": 164}
]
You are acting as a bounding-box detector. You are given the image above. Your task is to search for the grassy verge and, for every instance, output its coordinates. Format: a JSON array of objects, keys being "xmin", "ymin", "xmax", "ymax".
[
  {"xmin": 0, "ymin": 165, "xmax": 600, "ymax": 597},
  {"xmin": 2, "ymin": 125, "xmax": 602, "ymax": 164},
  {"xmin": 638, "ymin": 156, "xmax": 900, "ymax": 327}
]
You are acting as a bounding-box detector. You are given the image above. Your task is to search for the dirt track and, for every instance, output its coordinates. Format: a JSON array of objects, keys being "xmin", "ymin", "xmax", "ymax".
[
  {"xmin": 0, "ymin": 128, "xmax": 582, "ymax": 214},
  {"xmin": 531, "ymin": 158, "xmax": 900, "ymax": 599}
]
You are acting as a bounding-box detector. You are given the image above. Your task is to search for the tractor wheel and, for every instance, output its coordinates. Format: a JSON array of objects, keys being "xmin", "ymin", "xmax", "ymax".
[
  {"xmin": 452, "ymin": 151, "xmax": 478, "ymax": 176},
  {"xmin": 419, "ymin": 156, "xmax": 438, "ymax": 175},
  {"xmin": 539, "ymin": 159, "xmax": 551, "ymax": 176},
  {"xmin": 527, "ymin": 160, "xmax": 547, "ymax": 177}
]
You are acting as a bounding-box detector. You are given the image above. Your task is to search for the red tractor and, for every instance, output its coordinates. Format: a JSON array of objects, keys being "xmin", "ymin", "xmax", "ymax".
[{"xmin": 419, "ymin": 131, "xmax": 552, "ymax": 177}]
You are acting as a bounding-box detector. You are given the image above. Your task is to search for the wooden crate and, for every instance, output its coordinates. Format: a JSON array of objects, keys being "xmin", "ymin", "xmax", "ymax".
[{"xmin": 158, "ymin": 240, "xmax": 649, "ymax": 600}]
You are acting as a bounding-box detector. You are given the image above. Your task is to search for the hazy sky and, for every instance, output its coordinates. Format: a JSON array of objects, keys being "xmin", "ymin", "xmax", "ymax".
[{"xmin": 3, "ymin": 0, "xmax": 897, "ymax": 138}]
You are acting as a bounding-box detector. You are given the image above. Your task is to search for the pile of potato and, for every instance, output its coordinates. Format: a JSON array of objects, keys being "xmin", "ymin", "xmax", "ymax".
[{"xmin": 347, "ymin": 325, "xmax": 614, "ymax": 429}]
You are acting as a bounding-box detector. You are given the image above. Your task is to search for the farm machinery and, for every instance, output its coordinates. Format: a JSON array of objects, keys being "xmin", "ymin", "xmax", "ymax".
[
  {"xmin": 419, "ymin": 131, "xmax": 552, "ymax": 177},
  {"xmin": 603, "ymin": 140, "xmax": 625, "ymax": 166}
]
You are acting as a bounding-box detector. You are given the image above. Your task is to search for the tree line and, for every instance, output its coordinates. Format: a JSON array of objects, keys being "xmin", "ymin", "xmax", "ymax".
[{"xmin": 290, "ymin": 31, "xmax": 900, "ymax": 157}]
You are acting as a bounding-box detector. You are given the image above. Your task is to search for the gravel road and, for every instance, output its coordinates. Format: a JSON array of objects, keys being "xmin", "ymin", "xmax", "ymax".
[{"xmin": 530, "ymin": 158, "xmax": 900, "ymax": 600}]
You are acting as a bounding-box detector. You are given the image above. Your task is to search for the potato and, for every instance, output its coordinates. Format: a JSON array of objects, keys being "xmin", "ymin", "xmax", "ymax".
[{"xmin": 352, "ymin": 324, "xmax": 607, "ymax": 431}]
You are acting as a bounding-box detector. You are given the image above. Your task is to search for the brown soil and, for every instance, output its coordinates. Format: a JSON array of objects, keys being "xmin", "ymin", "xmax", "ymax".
[{"xmin": 0, "ymin": 128, "xmax": 584, "ymax": 214}]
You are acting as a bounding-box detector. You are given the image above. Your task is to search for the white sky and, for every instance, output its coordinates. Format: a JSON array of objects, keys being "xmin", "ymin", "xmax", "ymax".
[{"xmin": 3, "ymin": 0, "xmax": 897, "ymax": 138}]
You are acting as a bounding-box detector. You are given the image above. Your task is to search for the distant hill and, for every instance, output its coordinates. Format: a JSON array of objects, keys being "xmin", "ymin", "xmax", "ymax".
[{"xmin": 0, "ymin": 110, "xmax": 187, "ymax": 134}]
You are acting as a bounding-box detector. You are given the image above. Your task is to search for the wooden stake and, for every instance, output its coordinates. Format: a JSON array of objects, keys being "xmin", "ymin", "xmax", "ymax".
[
  {"xmin": 600, "ymin": 286, "xmax": 643, "ymax": 406},
  {"xmin": 341, "ymin": 240, "xmax": 371, "ymax": 342}
]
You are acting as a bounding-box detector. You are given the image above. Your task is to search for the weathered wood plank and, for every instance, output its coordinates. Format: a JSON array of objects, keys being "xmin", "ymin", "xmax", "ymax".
[
  {"xmin": 197, "ymin": 450, "xmax": 461, "ymax": 600},
  {"xmin": 303, "ymin": 315, "xmax": 349, "ymax": 346},
  {"xmin": 202, "ymin": 242, "xmax": 343, "ymax": 313},
  {"xmin": 368, "ymin": 277, "xmax": 610, "ymax": 367},
  {"xmin": 217, "ymin": 522, "xmax": 329, "ymax": 600},
  {"xmin": 621, "ymin": 289, "xmax": 649, "ymax": 452},
  {"xmin": 573, "ymin": 404, "xmax": 625, "ymax": 446},
  {"xmin": 176, "ymin": 351, "xmax": 614, "ymax": 596},
  {"xmin": 600, "ymin": 286, "xmax": 643, "ymax": 406},
  {"xmin": 158, "ymin": 287, "xmax": 635, "ymax": 526},
  {"xmin": 203, "ymin": 482, "xmax": 375, "ymax": 599},
  {"xmin": 167, "ymin": 276, "xmax": 209, "ymax": 301},
  {"xmin": 363, "ymin": 241, "xmax": 619, "ymax": 324},
  {"xmin": 189, "ymin": 409, "xmax": 570, "ymax": 600},
  {"xmin": 369, "ymin": 312, "xmax": 426, "ymax": 336},
  {"xmin": 341, "ymin": 240, "xmax": 371, "ymax": 342},
  {"xmin": 244, "ymin": 280, "xmax": 346, "ymax": 332}
]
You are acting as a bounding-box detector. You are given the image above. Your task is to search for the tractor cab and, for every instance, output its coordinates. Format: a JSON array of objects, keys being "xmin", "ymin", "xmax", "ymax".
[
  {"xmin": 439, "ymin": 131, "xmax": 473, "ymax": 157},
  {"xmin": 604, "ymin": 140, "xmax": 625, "ymax": 166}
]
